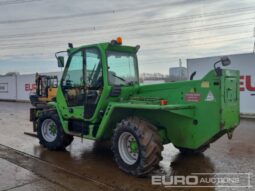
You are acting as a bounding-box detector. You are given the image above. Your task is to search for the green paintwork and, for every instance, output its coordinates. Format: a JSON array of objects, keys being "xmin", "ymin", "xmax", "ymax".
[{"xmin": 34, "ymin": 40, "xmax": 240, "ymax": 150}]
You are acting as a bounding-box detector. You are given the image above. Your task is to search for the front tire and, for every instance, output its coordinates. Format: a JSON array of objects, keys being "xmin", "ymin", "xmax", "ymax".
[
  {"xmin": 37, "ymin": 111, "xmax": 73, "ymax": 150},
  {"xmin": 112, "ymin": 117, "xmax": 163, "ymax": 176}
]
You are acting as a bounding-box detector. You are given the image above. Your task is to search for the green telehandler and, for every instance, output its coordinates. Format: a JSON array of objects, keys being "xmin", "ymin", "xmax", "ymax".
[{"xmin": 30, "ymin": 37, "xmax": 240, "ymax": 176}]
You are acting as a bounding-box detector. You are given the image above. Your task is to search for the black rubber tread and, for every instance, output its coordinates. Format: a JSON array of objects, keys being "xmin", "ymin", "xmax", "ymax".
[
  {"xmin": 37, "ymin": 111, "xmax": 73, "ymax": 150},
  {"xmin": 111, "ymin": 117, "xmax": 163, "ymax": 176}
]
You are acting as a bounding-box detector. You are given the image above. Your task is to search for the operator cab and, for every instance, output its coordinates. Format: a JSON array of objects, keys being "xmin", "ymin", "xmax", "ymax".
[
  {"xmin": 61, "ymin": 48, "xmax": 102, "ymax": 118},
  {"xmin": 56, "ymin": 37, "xmax": 139, "ymax": 120}
]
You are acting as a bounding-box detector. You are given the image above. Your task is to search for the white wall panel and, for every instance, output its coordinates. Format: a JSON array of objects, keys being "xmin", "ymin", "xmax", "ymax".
[
  {"xmin": 0, "ymin": 76, "xmax": 17, "ymax": 100},
  {"xmin": 17, "ymin": 74, "xmax": 36, "ymax": 101}
]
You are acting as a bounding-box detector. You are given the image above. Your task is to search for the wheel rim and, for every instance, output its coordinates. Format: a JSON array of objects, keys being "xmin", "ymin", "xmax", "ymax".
[
  {"xmin": 118, "ymin": 132, "xmax": 139, "ymax": 165},
  {"xmin": 41, "ymin": 119, "xmax": 57, "ymax": 142}
]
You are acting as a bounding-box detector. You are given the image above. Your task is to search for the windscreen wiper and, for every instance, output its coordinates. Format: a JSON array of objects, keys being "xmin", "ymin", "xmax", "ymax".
[
  {"xmin": 112, "ymin": 74, "xmax": 126, "ymax": 82},
  {"xmin": 112, "ymin": 74, "xmax": 135, "ymax": 85}
]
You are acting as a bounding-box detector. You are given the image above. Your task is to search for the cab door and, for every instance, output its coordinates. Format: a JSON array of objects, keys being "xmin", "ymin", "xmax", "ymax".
[
  {"xmin": 84, "ymin": 48, "xmax": 103, "ymax": 119},
  {"xmin": 61, "ymin": 49, "xmax": 85, "ymax": 119},
  {"xmin": 61, "ymin": 47, "xmax": 103, "ymax": 120}
]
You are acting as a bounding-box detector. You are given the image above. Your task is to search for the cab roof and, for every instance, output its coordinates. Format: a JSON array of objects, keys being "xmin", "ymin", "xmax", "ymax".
[{"xmin": 67, "ymin": 40, "xmax": 139, "ymax": 55}]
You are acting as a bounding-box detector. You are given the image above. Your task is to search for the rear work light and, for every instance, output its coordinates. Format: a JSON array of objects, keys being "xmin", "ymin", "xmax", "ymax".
[{"xmin": 161, "ymin": 99, "xmax": 168, "ymax": 105}]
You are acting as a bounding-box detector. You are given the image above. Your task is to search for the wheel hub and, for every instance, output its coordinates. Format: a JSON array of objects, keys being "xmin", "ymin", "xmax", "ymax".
[
  {"xmin": 41, "ymin": 119, "xmax": 57, "ymax": 142},
  {"xmin": 118, "ymin": 132, "xmax": 139, "ymax": 165},
  {"xmin": 49, "ymin": 124, "xmax": 57, "ymax": 136},
  {"xmin": 130, "ymin": 139, "xmax": 138, "ymax": 153}
]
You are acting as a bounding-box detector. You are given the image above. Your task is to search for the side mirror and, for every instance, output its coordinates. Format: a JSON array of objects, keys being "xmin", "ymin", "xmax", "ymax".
[
  {"xmin": 57, "ymin": 56, "xmax": 65, "ymax": 68},
  {"xmin": 221, "ymin": 56, "xmax": 231, "ymax": 66},
  {"xmin": 214, "ymin": 56, "xmax": 231, "ymax": 76}
]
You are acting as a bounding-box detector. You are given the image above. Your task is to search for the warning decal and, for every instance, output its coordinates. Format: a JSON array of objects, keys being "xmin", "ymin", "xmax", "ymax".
[
  {"xmin": 185, "ymin": 93, "xmax": 201, "ymax": 102},
  {"xmin": 205, "ymin": 91, "xmax": 215, "ymax": 101}
]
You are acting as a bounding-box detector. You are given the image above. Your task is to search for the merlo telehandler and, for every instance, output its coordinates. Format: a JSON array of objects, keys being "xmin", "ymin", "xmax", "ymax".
[{"xmin": 30, "ymin": 37, "xmax": 240, "ymax": 176}]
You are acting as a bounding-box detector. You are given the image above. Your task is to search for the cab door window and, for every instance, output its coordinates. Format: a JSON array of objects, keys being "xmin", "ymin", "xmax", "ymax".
[
  {"xmin": 62, "ymin": 50, "xmax": 84, "ymax": 107},
  {"xmin": 85, "ymin": 48, "xmax": 102, "ymax": 89},
  {"xmin": 84, "ymin": 48, "xmax": 103, "ymax": 118}
]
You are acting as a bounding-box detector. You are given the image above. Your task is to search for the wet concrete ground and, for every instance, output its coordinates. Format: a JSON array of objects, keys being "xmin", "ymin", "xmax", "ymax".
[
  {"xmin": 0, "ymin": 101, "xmax": 254, "ymax": 191},
  {"xmin": 0, "ymin": 157, "xmax": 69, "ymax": 191}
]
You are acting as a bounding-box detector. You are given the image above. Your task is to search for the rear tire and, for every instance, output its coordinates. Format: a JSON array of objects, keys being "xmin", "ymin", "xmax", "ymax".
[
  {"xmin": 112, "ymin": 117, "xmax": 163, "ymax": 176},
  {"xmin": 37, "ymin": 111, "xmax": 73, "ymax": 150}
]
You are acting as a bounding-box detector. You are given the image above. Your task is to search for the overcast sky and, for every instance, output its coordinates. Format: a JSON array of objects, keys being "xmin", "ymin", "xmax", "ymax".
[{"xmin": 0, "ymin": 0, "xmax": 255, "ymax": 74}]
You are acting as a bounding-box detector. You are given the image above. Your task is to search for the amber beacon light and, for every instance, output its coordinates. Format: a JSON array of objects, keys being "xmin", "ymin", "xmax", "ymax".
[{"xmin": 116, "ymin": 37, "xmax": 123, "ymax": 44}]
